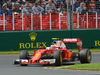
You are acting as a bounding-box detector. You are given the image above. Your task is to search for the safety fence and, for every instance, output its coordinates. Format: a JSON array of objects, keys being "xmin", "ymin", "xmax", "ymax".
[
  {"xmin": 0, "ymin": 13, "xmax": 100, "ymax": 31},
  {"xmin": 74, "ymin": 12, "xmax": 100, "ymax": 29}
]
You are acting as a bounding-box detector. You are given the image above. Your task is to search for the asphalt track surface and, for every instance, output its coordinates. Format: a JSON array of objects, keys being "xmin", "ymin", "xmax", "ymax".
[{"xmin": 0, "ymin": 53, "xmax": 100, "ymax": 75}]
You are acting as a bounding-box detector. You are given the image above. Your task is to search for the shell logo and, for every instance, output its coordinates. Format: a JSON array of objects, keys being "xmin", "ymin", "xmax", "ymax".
[
  {"xmin": 36, "ymin": 53, "xmax": 41, "ymax": 56},
  {"xmin": 68, "ymin": 52, "xmax": 71, "ymax": 58}
]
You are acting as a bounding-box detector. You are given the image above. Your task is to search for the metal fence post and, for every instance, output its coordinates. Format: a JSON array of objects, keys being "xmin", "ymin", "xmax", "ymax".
[
  {"xmin": 3, "ymin": 13, "xmax": 5, "ymax": 31},
  {"xmin": 67, "ymin": 13, "xmax": 70, "ymax": 30},
  {"xmin": 87, "ymin": 12, "xmax": 88, "ymax": 29},
  {"xmin": 77, "ymin": 13, "xmax": 79, "ymax": 29},
  {"xmin": 59, "ymin": 13, "xmax": 61, "ymax": 29},
  {"xmin": 40, "ymin": 13, "xmax": 42, "ymax": 30},
  {"xmin": 72, "ymin": 0, "xmax": 74, "ymax": 30},
  {"xmin": 96, "ymin": 12, "xmax": 98, "ymax": 29},
  {"xmin": 67, "ymin": 0, "xmax": 69, "ymax": 30},
  {"xmin": 22, "ymin": 12, "xmax": 24, "ymax": 31},
  {"xmin": 31, "ymin": 13, "xmax": 33, "ymax": 30},
  {"xmin": 50, "ymin": 13, "xmax": 51, "ymax": 30},
  {"xmin": 13, "ymin": 13, "xmax": 15, "ymax": 30}
]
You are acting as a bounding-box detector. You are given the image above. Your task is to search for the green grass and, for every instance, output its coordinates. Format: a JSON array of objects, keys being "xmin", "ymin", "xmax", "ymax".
[
  {"xmin": 57, "ymin": 63, "xmax": 100, "ymax": 71},
  {"xmin": 0, "ymin": 48, "xmax": 100, "ymax": 55},
  {"xmin": 0, "ymin": 50, "xmax": 35, "ymax": 55}
]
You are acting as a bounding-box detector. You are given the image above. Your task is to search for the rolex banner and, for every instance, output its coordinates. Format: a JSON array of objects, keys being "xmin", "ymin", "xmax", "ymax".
[{"xmin": 0, "ymin": 30, "xmax": 100, "ymax": 51}]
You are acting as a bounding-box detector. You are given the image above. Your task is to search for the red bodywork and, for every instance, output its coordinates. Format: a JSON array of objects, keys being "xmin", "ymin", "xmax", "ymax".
[{"xmin": 22, "ymin": 38, "xmax": 82, "ymax": 65}]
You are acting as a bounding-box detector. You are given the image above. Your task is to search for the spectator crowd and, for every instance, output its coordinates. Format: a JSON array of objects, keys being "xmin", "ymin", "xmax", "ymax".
[
  {"xmin": 0, "ymin": 0, "xmax": 100, "ymax": 16},
  {"xmin": 0, "ymin": 0, "xmax": 100, "ymax": 31}
]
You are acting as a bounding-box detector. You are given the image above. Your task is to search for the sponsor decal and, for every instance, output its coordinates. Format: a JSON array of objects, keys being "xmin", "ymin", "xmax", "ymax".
[
  {"xmin": 68, "ymin": 52, "xmax": 71, "ymax": 58},
  {"xmin": 36, "ymin": 53, "xmax": 41, "ymax": 56},
  {"xmin": 95, "ymin": 41, "xmax": 100, "ymax": 46},
  {"xmin": 29, "ymin": 32, "xmax": 37, "ymax": 41},
  {"xmin": 64, "ymin": 39, "xmax": 77, "ymax": 41},
  {"xmin": 19, "ymin": 32, "xmax": 47, "ymax": 49}
]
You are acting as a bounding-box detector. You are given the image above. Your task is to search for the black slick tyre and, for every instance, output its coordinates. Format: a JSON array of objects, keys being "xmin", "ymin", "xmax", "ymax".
[
  {"xmin": 19, "ymin": 50, "xmax": 28, "ymax": 66},
  {"xmin": 53, "ymin": 51, "xmax": 62, "ymax": 66},
  {"xmin": 79, "ymin": 49, "xmax": 92, "ymax": 63},
  {"xmin": 20, "ymin": 50, "xmax": 28, "ymax": 59}
]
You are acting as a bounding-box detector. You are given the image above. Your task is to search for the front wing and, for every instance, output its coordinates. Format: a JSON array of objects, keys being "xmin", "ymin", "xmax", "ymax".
[{"xmin": 14, "ymin": 59, "xmax": 56, "ymax": 65}]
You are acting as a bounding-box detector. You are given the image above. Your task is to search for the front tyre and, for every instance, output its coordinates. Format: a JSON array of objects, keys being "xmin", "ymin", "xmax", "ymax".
[
  {"xmin": 79, "ymin": 49, "xmax": 92, "ymax": 63},
  {"xmin": 19, "ymin": 50, "xmax": 29, "ymax": 66},
  {"xmin": 20, "ymin": 64, "xmax": 28, "ymax": 66},
  {"xmin": 20, "ymin": 50, "xmax": 28, "ymax": 59},
  {"xmin": 53, "ymin": 51, "xmax": 62, "ymax": 66}
]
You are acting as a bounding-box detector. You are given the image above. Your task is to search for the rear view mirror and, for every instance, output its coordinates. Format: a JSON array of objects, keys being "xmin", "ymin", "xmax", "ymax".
[{"xmin": 39, "ymin": 47, "xmax": 43, "ymax": 49}]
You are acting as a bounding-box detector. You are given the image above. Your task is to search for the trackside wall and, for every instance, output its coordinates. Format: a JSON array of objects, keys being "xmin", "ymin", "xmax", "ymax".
[{"xmin": 0, "ymin": 30, "xmax": 100, "ymax": 51}]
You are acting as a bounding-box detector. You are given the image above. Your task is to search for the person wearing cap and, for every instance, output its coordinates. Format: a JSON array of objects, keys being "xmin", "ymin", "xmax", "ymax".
[
  {"xmin": 89, "ymin": 0, "xmax": 97, "ymax": 8},
  {"xmin": 91, "ymin": 4, "xmax": 99, "ymax": 14},
  {"xmin": 0, "ymin": 4, "xmax": 11, "ymax": 16},
  {"xmin": 45, "ymin": 0, "xmax": 56, "ymax": 13},
  {"xmin": 32, "ymin": 3, "xmax": 44, "ymax": 15}
]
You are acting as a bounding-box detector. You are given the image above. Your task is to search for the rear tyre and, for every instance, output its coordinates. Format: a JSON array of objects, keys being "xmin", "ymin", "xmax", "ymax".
[
  {"xmin": 20, "ymin": 50, "xmax": 29, "ymax": 66},
  {"xmin": 79, "ymin": 49, "xmax": 92, "ymax": 63},
  {"xmin": 53, "ymin": 51, "xmax": 62, "ymax": 66}
]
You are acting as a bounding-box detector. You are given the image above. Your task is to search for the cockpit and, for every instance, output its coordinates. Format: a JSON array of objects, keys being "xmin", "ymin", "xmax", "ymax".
[{"xmin": 50, "ymin": 41, "xmax": 66, "ymax": 49}]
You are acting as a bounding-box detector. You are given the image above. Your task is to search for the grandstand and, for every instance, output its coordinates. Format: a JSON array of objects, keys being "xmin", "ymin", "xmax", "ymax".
[{"xmin": 0, "ymin": 0, "xmax": 100, "ymax": 31}]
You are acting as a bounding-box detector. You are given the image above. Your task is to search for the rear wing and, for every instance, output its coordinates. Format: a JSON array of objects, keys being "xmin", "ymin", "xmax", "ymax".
[{"xmin": 62, "ymin": 38, "xmax": 82, "ymax": 52}]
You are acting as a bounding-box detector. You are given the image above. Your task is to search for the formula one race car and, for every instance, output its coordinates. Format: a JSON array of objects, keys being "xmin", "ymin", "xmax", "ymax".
[{"xmin": 14, "ymin": 38, "xmax": 92, "ymax": 66}]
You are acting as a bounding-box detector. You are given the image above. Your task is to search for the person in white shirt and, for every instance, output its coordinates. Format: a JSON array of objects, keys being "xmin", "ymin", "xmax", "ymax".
[
  {"xmin": 45, "ymin": 0, "xmax": 56, "ymax": 13},
  {"xmin": 32, "ymin": 3, "xmax": 44, "ymax": 15},
  {"xmin": 22, "ymin": 4, "xmax": 32, "ymax": 15}
]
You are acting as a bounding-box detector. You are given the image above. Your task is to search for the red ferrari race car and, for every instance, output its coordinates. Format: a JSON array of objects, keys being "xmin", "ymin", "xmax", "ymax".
[{"xmin": 14, "ymin": 38, "xmax": 92, "ymax": 66}]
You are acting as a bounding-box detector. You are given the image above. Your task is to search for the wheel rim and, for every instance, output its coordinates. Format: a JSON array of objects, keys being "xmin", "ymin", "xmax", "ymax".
[{"xmin": 87, "ymin": 51, "xmax": 91, "ymax": 62}]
